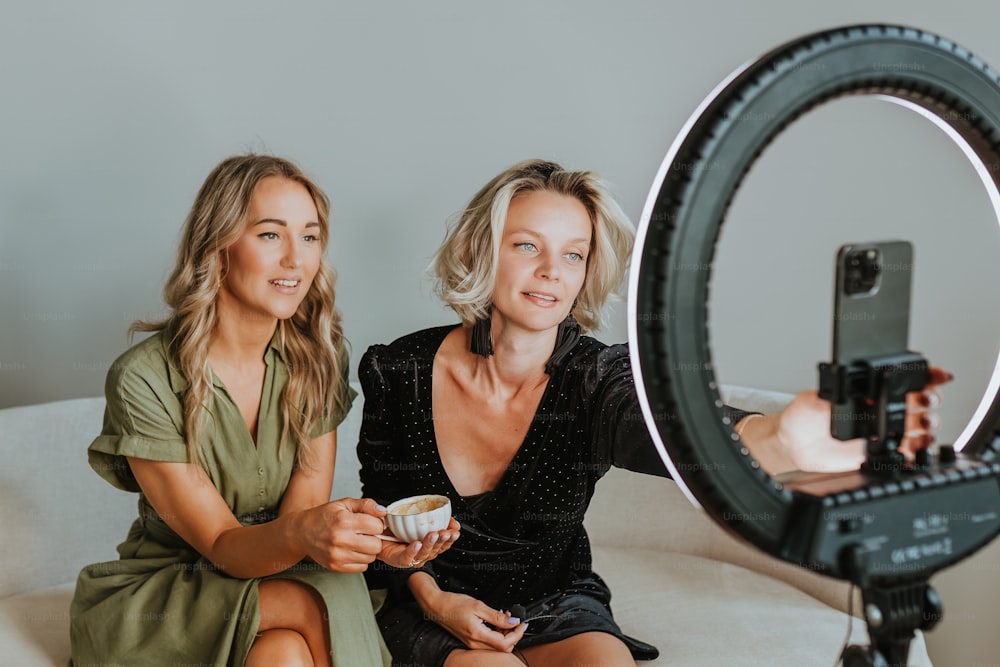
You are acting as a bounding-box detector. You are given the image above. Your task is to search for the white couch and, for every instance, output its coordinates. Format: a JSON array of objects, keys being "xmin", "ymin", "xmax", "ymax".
[{"xmin": 0, "ymin": 386, "xmax": 932, "ymax": 666}]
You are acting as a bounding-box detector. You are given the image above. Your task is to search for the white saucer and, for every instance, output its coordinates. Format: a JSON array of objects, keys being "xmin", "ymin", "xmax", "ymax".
[{"xmin": 376, "ymin": 533, "xmax": 404, "ymax": 543}]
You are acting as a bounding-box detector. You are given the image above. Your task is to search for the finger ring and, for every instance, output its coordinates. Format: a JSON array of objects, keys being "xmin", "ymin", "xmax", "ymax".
[{"xmin": 408, "ymin": 558, "xmax": 421, "ymax": 568}]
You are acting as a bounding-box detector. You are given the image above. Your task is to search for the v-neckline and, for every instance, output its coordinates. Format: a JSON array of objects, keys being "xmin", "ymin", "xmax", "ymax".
[
  {"xmin": 210, "ymin": 354, "xmax": 272, "ymax": 453},
  {"xmin": 425, "ymin": 325, "xmax": 554, "ymax": 499}
]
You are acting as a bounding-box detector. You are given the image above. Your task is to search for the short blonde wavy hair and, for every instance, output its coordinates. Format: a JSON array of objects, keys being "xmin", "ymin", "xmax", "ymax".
[{"xmin": 433, "ymin": 159, "xmax": 635, "ymax": 332}]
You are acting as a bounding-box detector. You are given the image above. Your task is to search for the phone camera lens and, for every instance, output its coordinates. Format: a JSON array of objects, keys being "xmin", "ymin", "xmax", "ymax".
[{"xmin": 844, "ymin": 248, "xmax": 881, "ymax": 295}]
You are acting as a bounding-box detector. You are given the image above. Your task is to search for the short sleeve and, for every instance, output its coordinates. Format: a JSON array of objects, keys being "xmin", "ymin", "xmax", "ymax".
[
  {"xmin": 310, "ymin": 342, "xmax": 359, "ymax": 438},
  {"xmin": 88, "ymin": 361, "xmax": 189, "ymax": 492}
]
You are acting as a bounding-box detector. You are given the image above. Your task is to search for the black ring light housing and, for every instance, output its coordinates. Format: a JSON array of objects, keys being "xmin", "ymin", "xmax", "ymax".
[{"xmin": 628, "ymin": 24, "xmax": 1000, "ymax": 665}]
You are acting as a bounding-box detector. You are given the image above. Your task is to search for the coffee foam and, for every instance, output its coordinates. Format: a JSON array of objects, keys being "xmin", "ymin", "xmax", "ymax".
[{"xmin": 391, "ymin": 497, "xmax": 447, "ymax": 516}]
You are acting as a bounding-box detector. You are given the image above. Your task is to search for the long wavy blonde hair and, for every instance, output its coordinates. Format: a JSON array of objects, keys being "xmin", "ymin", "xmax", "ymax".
[
  {"xmin": 132, "ymin": 154, "xmax": 348, "ymax": 469},
  {"xmin": 433, "ymin": 159, "xmax": 635, "ymax": 332}
]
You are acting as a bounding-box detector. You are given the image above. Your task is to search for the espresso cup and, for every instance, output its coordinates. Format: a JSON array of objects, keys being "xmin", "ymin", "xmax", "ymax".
[{"xmin": 384, "ymin": 494, "xmax": 452, "ymax": 543}]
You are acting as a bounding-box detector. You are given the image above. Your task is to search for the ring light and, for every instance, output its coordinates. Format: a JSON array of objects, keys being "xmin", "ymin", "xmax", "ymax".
[{"xmin": 628, "ymin": 24, "xmax": 1000, "ymax": 665}]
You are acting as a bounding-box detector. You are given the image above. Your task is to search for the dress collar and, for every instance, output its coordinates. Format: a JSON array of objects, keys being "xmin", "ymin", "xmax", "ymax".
[{"xmin": 163, "ymin": 319, "xmax": 285, "ymax": 394}]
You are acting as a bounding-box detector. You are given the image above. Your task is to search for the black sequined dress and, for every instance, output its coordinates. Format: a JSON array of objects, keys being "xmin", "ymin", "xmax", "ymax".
[{"xmin": 359, "ymin": 325, "xmax": 750, "ymax": 664}]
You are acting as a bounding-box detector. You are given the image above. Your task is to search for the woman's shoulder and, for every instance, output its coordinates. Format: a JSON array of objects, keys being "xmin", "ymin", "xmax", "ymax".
[
  {"xmin": 107, "ymin": 329, "xmax": 174, "ymax": 381},
  {"xmin": 552, "ymin": 337, "xmax": 635, "ymax": 410},
  {"xmin": 363, "ymin": 325, "xmax": 458, "ymax": 362},
  {"xmin": 359, "ymin": 324, "xmax": 459, "ymax": 378},
  {"xmin": 100, "ymin": 328, "xmax": 183, "ymax": 406},
  {"xmin": 558, "ymin": 335, "xmax": 630, "ymax": 373}
]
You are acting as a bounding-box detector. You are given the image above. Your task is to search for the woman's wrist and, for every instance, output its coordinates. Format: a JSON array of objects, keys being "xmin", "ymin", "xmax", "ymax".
[
  {"xmin": 281, "ymin": 507, "xmax": 311, "ymax": 560},
  {"xmin": 736, "ymin": 413, "xmax": 794, "ymax": 476},
  {"xmin": 409, "ymin": 571, "xmax": 445, "ymax": 615},
  {"xmin": 734, "ymin": 413, "xmax": 764, "ymax": 439}
]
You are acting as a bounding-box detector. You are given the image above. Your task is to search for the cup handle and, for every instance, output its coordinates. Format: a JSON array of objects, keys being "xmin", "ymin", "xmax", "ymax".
[{"xmin": 379, "ymin": 516, "xmax": 404, "ymax": 542}]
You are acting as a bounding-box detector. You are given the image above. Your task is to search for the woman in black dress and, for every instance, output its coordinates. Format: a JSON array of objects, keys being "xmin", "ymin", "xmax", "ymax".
[{"xmin": 359, "ymin": 159, "xmax": 946, "ymax": 666}]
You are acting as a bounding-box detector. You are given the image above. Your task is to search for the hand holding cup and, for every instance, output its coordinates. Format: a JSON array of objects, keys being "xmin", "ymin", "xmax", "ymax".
[{"xmin": 375, "ymin": 494, "xmax": 460, "ymax": 568}]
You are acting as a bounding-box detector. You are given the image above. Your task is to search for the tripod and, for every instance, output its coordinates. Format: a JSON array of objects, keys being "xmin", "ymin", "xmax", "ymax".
[{"xmin": 819, "ymin": 352, "xmax": 940, "ymax": 666}]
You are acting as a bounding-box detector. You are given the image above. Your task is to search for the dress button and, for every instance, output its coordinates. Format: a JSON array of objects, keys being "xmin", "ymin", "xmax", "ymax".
[
  {"xmin": 257, "ymin": 467, "xmax": 265, "ymax": 476},
  {"xmin": 258, "ymin": 489, "xmax": 265, "ymax": 496}
]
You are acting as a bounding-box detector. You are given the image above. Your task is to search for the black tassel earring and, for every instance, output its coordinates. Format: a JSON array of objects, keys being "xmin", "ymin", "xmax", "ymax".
[{"xmin": 470, "ymin": 307, "xmax": 494, "ymax": 358}]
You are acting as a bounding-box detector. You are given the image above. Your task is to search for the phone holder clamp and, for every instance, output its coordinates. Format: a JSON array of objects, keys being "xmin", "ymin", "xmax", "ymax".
[{"xmin": 818, "ymin": 352, "xmax": 931, "ymax": 476}]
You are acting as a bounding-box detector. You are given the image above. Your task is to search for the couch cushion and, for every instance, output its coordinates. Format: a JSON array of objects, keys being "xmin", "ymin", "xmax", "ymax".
[
  {"xmin": 586, "ymin": 467, "xmax": 861, "ymax": 614},
  {"xmin": 0, "ymin": 583, "xmax": 74, "ymax": 666},
  {"xmin": 592, "ymin": 546, "xmax": 931, "ymax": 666}
]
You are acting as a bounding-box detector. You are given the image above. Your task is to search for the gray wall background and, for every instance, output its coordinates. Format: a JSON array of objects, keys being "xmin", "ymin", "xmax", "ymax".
[{"xmin": 1, "ymin": 1, "xmax": 998, "ymax": 663}]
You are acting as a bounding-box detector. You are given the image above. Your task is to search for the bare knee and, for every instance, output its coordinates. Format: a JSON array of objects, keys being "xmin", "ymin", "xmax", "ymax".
[
  {"xmin": 256, "ymin": 579, "xmax": 330, "ymax": 667},
  {"xmin": 246, "ymin": 628, "xmax": 312, "ymax": 667},
  {"xmin": 257, "ymin": 579, "xmax": 327, "ymax": 633},
  {"xmin": 444, "ymin": 648, "xmax": 525, "ymax": 667},
  {"xmin": 519, "ymin": 632, "xmax": 635, "ymax": 667}
]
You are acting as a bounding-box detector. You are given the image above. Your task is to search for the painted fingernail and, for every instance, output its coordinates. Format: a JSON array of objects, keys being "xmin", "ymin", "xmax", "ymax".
[
  {"xmin": 413, "ymin": 542, "xmax": 423, "ymax": 553},
  {"xmin": 429, "ymin": 534, "xmax": 439, "ymax": 545},
  {"xmin": 376, "ymin": 504, "xmax": 387, "ymax": 512},
  {"xmin": 508, "ymin": 617, "xmax": 520, "ymax": 625}
]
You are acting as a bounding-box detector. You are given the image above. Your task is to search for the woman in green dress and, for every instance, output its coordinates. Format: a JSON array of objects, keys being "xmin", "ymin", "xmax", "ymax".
[{"xmin": 69, "ymin": 154, "xmax": 459, "ymax": 666}]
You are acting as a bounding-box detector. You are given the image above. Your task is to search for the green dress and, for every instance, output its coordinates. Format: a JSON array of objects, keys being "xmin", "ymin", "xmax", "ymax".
[{"xmin": 69, "ymin": 326, "xmax": 392, "ymax": 666}]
